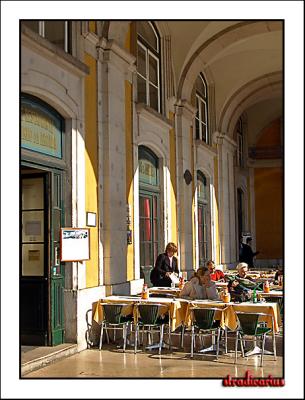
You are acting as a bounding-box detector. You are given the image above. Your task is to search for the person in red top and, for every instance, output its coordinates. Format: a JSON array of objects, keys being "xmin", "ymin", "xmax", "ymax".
[{"xmin": 206, "ymin": 260, "xmax": 225, "ymax": 281}]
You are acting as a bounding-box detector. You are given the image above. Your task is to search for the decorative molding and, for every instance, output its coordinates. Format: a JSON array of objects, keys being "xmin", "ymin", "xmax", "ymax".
[
  {"xmin": 136, "ymin": 103, "xmax": 173, "ymax": 130},
  {"xmin": 98, "ymin": 38, "xmax": 136, "ymax": 67},
  {"xmin": 175, "ymin": 100, "xmax": 197, "ymax": 120},
  {"xmin": 213, "ymin": 131, "xmax": 237, "ymax": 151},
  {"xmin": 195, "ymin": 140, "xmax": 217, "ymax": 158},
  {"xmin": 21, "ymin": 26, "xmax": 89, "ymax": 77}
]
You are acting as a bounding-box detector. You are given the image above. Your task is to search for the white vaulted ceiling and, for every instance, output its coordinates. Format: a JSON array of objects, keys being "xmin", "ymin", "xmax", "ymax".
[{"xmin": 162, "ymin": 20, "xmax": 283, "ymax": 137}]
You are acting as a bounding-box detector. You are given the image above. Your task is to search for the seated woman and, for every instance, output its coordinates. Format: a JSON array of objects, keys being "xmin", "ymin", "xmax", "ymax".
[
  {"xmin": 179, "ymin": 267, "xmax": 219, "ymax": 300},
  {"xmin": 227, "ymin": 262, "xmax": 257, "ymax": 302}
]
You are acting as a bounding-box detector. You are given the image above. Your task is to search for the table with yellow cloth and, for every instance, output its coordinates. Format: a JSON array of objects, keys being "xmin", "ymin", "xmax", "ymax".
[
  {"xmin": 93, "ymin": 295, "xmax": 189, "ymax": 332},
  {"xmin": 231, "ymin": 302, "xmax": 281, "ymax": 333},
  {"xmin": 184, "ymin": 300, "xmax": 235, "ymax": 330},
  {"xmin": 256, "ymin": 290, "xmax": 283, "ymax": 299},
  {"xmin": 149, "ymin": 287, "xmax": 181, "ymax": 296}
]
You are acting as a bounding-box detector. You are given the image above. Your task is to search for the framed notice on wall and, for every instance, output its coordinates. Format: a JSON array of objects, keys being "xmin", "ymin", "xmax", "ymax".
[{"xmin": 60, "ymin": 228, "xmax": 90, "ymax": 262}]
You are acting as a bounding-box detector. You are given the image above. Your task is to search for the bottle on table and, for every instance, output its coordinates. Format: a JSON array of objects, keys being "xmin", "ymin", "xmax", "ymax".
[
  {"xmin": 252, "ymin": 288, "xmax": 257, "ymax": 303},
  {"xmin": 263, "ymin": 280, "xmax": 270, "ymax": 293},
  {"xmin": 141, "ymin": 283, "xmax": 149, "ymax": 299}
]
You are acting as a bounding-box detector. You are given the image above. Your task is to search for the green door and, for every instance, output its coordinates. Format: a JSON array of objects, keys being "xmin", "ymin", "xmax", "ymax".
[{"xmin": 49, "ymin": 172, "xmax": 65, "ymax": 345}]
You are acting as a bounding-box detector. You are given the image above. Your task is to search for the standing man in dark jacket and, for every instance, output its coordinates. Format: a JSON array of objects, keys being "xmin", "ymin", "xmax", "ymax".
[
  {"xmin": 150, "ymin": 242, "xmax": 179, "ymax": 287},
  {"xmin": 239, "ymin": 237, "xmax": 259, "ymax": 268}
]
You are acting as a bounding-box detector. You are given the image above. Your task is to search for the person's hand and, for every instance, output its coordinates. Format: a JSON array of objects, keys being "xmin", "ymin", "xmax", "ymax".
[{"xmin": 165, "ymin": 272, "xmax": 171, "ymax": 277}]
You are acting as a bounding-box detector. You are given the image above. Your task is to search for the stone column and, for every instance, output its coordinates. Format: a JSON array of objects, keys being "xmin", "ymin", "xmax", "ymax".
[
  {"xmin": 214, "ymin": 132, "xmax": 237, "ymax": 267},
  {"xmin": 175, "ymin": 101, "xmax": 197, "ymax": 276},
  {"xmin": 97, "ymin": 39, "xmax": 136, "ymax": 294}
]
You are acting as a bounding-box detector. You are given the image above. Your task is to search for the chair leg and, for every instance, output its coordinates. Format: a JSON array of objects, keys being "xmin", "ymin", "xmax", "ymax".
[
  {"xmin": 261, "ymin": 334, "xmax": 266, "ymax": 367},
  {"xmin": 272, "ymin": 331, "xmax": 277, "ymax": 360},
  {"xmin": 123, "ymin": 324, "xmax": 127, "ymax": 353},
  {"xmin": 180, "ymin": 324, "xmax": 185, "ymax": 348},
  {"xmin": 168, "ymin": 325, "xmax": 171, "ymax": 351},
  {"xmin": 240, "ymin": 335, "xmax": 245, "ymax": 358},
  {"xmin": 99, "ymin": 322, "xmax": 104, "ymax": 350},
  {"xmin": 134, "ymin": 325, "xmax": 138, "ymax": 354},
  {"xmin": 224, "ymin": 327, "xmax": 228, "ymax": 354},
  {"xmin": 234, "ymin": 332, "xmax": 238, "ymax": 364},
  {"xmin": 105, "ymin": 328, "xmax": 110, "ymax": 344},
  {"xmin": 191, "ymin": 325, "xmax": 195, "ymax": 358},
  {"xmin": 216, "ymin": 328, "xmax": 220, "ymax": 360},
  {"xmin": 159, "ymin": 324, "xmax": 164, "ymax": 355},
  {"xmin": 148, "ymin": 328, "xmax": 153, "ymax": 345}
]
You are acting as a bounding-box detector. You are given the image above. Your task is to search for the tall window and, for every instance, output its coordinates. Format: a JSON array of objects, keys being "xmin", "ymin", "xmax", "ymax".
[
  {"xmin": 195, "ymin": 74, "xmax": 209, "ymax": 144},
  {"xmin": 197, "ymin": 172, "xmax": 209, "ymax": 265},
  {"xmin": 22, "ymin": 21, "xmax": 71, "ymax": 53},
  {"xmin": 136, "ymin": 22, "xmax": 161, "ymax": 113},
  {"xmin": 139, "ymin": 146, "xmax": 160, "ymax": 267},
  {"xmin": 237, "ymin": 118, "xmax": 244, "ymax": 167},
  {"xmin": 237, "ymin": 188, "xmax": 244, "ymax": 244}
]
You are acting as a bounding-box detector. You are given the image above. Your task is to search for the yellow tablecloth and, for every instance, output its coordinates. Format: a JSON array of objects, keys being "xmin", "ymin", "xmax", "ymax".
[
  {"xmin": 257, "ymin": 290, "xmax": 283, "ymax": 299},
  {"xmin": 92, "ymin": 297, "xmax": 281, "ymax": 334},
  {"xmin": 184, "ymin": 301, "xmax": 235, "ymax": 330},
  {"xmin": 93, "ymin": 296, "xmax": 188, "ymax": 332},
  {"xmin": 149, "ymin": 287, "xmax": 181, "ymax": 296},
  {"xmin": 232, "ymin": 302, "xmax": 281, "ymax": 333}
]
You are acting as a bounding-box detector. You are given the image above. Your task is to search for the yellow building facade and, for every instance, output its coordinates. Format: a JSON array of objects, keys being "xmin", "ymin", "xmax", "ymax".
[{"xmin": 20, "ymin": 20, "xmax": 283, "ymax": 349}]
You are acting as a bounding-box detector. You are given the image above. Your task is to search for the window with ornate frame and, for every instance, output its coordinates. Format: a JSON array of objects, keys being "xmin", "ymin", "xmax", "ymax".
[
  {"xmin": 136, "ymin": 21, "xmax": 161, "ymax": 113},
  {"xmin": 22, "ymin": 20, "xmax": 71, "ymax": 53},
  {"xmin": 139, "ymin": 146, "xmax": 160, "ymax": 268},
  {"xmin": 197, "ymin": 171, "xmax": 209, "ymax": 265},
  {"xmin": 195, "ymin": 74, "xmax": 209, "ymax": 144}
]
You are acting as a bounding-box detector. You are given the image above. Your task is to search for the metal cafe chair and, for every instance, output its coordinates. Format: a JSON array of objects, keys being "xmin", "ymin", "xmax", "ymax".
[
  {"xmin": 234, "ymin": 311, "xmax": 275, "ymax": 367},
  {"xmin": 85, "ymin": 308, "xmax": 94, "ymax": 349},
  {"xmin": 189, "ymin": 307, "xmax": 221, "ymax": 360},
  {"xmin": 98, "ymin": 303, "xmax": 132, "ymax": 352},
  {"xmin": 134, "ymin": 303, "xmax": 170, "ymax": 355}
]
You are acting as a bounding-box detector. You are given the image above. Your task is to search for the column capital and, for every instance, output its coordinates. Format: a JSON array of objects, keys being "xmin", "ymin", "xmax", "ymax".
[
  {"xmin": 175, "ymin": 100, "xmax": 197, "ymax": 120},
  {"xmin": 212, "ymin": 131, "xmax": 237, "ymax": 152},
  {"xmin": 97, "ymin": 38, "xmax": 136, "ymax": 68}
]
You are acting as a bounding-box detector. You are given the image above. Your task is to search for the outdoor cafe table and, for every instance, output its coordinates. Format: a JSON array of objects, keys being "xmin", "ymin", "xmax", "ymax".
[
  {"xmin": 256, "ymin": 290, "xmax": 283, "ymax": 300},
  {"xmin": 231, "ymin": 301, "xmax": 281, "ymax": 357},
  {"xmin": 184, "ymin": 300, "xmax": 234, "ymax": 330},
  {"xmin": 93, "ymin": 295, "xmax": 189, "ymax": 332},
  {"xmin": 231, "ymin": 301, "xmax": 281, "ymax": 333},
  {"xmin": 149, "ymin": 287, "xmax": 181, "ymax": 297}
]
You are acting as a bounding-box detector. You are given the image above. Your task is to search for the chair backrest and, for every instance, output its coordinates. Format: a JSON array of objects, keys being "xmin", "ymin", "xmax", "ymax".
[
  {"xmin": 236, "ymin": 312, "xmax": 260, "ymax": 335},
  {"xmin": 102, "ymin": 303, "xmax": 124, "ymax": 324},
  {"xmin": 137, "ymin": 303, "xmax": 162, "ymax": 325},
  {"xmin": 191, "ymin": 308, "xmax": 217, "ymax": 330}
]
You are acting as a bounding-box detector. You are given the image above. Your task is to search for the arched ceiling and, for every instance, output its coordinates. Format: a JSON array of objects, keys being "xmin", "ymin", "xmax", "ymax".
[
  {"xmin": 105, "ymin": 20, "xmax": 283, "ymax": 139},
  {"xmin": 164, "ymin": 20, "xmax": 283, "ymax": 137}
]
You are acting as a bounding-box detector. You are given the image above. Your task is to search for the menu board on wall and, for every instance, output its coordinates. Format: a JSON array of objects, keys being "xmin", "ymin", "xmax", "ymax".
[{"xmin": 60, "ymin": 228, "xmax": 90, "ymax": 262}]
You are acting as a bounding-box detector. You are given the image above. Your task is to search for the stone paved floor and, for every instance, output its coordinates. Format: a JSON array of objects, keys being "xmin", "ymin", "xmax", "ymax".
[{"xmin": 24, "ymin": 340, "xmax": 283, "ymax": 379}]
